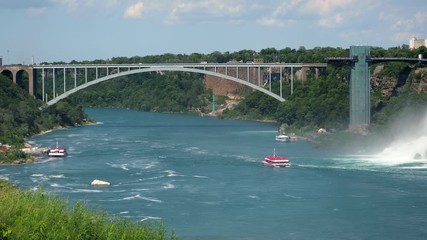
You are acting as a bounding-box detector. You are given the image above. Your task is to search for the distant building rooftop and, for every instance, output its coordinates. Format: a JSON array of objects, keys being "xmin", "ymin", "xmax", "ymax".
[{"xmin": 410, "ymin": 37, "xmax": 427, "ymax": 49}]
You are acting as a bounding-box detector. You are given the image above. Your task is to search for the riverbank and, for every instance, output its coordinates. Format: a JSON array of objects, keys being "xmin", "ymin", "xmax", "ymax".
[
  {"xmin": 0, "ymin": 121, "xmax": 96, "ymax": 166},
  {"xmin": 0, "ymin": 119, "xmax": 97, "ymax": 165},
  {"xmin": 0, "ymin": 144, "xmax": 48, "ymax": 166}
]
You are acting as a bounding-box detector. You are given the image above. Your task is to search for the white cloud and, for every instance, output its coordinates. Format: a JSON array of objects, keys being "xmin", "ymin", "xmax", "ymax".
[
  {"xmin": 164, "ymin": 0, "xmax": 247, "ymax": 24},
  {"xmin": 414, "ymin": 11, "xmax": 427, "ymax": 26},
  {"xmin": 300, "ymin": 0, "xmax": 362, "ymax": 28},
  {"xmin": 52, "ymin": 0, "xmax": 121, "ymax": 11},
  {"xmin": 0, "ymin": 0, "xmax": 50, "ymax": 9},
  {"xmin": 318, "ymin": 13, "xmax": 344, "ymax": 28},
  {"xmin": 251, "ymin": 0, "xmax": 303, "ymax": 28},
  {"xmin": 124, "ymin": 1, "xmax": 145, "ymax": 19},
  {"xmin": 301, "ymin": 0, "xmax": 354, "ymax": 15},
  {"xmin": 266, "ymin": 0, "xmax": 302, "ymax": 19},
  {"xmin": 392, "ymin": 20, "xmax": 404, "ymax": 30},
  {"xmin": 27, "ymin": 7, "xmax": 48, "ymax": 16},
  {"xmin": 201, "ymin": 0, "xmax": 243, "ymax": 15},
  {"xmin": 52, "ymin": 0, "xmax": 78, "ymax": 10},
  {"xmin": 263, "ymin": 0, "xmax": 379, "ymax": 29},
  {"xmin": 256, "ymin": 17, "xmax": 295, "ymax": 27},
  {"xmin": 338, "ymin": 29, "xmax": 376, "ymax": 45},
  {"xmin": 165, "ymin": 3, "xmax": 191, "ymax": 24},
  {"xmin": 393, "ymin": 32, "xmax": 416, "ymax": 44},
  {"xmin": 254, "ymin": 0, "xmax": 362, "ymax": 29},
  {"xmin": 391, "ymin": 10, "xmax": 427, "ymax": 33}
]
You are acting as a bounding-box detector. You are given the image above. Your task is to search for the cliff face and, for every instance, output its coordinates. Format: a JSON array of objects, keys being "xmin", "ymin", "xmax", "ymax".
[
  {"xmin": 411, "ymin": 68, "xmax": 427, "ymax": 93},
  {"xmin": 205, "ymin": 76, "xmax": 242, "ymax": 95},
  {"xmin": 371, "ymin": 65, "xmax": 397, "ymax": 97},
  {"xmin": 206, "ymin": 65, "xmax": 427, "ymax": 100},
  {"xmin": 204, "ymin": 66, "xmax": 259, "ymax": 96},
  {"xmin": 371, "ymin": 65, "xmax": 427, "ymax": 97}
]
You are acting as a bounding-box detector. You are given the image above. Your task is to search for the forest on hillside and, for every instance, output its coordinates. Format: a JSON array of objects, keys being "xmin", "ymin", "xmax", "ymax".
[
  {"xmin": 0, "ymin": 75, "xmax": 89, "ymax": 147},
  {"xmin": 67, "ymin": 72, "xmax": 212, "ymax": 113}
]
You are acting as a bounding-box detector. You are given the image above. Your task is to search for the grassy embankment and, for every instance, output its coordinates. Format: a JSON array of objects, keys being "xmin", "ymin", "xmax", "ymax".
[{"xmin": 0, "ymin": 180, "xmax": 177, "ymax": 240}]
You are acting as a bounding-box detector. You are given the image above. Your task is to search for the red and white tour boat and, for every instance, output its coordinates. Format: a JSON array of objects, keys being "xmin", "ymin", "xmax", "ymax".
[
  {"xmin": 262, "ymin": 149, "xmax": 290, "ymax": 167},
  {"xmin": 47, "ymin": 142, "xmax": 67, "ymax": 157}
]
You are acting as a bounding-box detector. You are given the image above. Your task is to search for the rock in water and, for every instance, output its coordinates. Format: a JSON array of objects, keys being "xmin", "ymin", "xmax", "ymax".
[{"xmin": 91, "ymin": 179, "xmax": 110, "ymax": 186}]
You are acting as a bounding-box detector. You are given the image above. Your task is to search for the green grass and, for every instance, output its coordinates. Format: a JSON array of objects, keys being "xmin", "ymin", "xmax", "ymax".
[{"xmin": 0, "ymin": 180, "xmax": 177, "ymax": 240}]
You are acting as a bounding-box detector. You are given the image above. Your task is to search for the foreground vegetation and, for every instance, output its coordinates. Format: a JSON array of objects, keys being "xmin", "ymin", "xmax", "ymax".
[{"xmin": 0, "ymin": 180, "xmax": 176, "ymax": 240}]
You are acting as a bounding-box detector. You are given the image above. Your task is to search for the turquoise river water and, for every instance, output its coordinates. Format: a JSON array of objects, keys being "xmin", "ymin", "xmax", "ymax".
[{"xmin": 1, "ymin": 108, "xmax": 427, "ymax": 239}]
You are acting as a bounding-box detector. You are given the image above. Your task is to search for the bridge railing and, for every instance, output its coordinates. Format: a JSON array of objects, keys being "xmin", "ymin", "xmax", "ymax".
[
  {"xmin": 33, "ymin": 62, "xmax": 327, "ymax": 69},
  {"xmin": 326, "ymin": 56, "xmax": 427, "ymax": 65}
]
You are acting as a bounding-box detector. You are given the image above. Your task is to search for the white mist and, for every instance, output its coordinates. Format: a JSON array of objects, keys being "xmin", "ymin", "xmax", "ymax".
[{"xmin": 373, "ymin": 108, "xmax": 427, "ymax": 167}]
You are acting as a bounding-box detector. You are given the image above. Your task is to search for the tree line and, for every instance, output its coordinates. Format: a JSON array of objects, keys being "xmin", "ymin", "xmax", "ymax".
[{"xmin": 67, "ymin": 72, "xmax": 212, "ymax": 113}]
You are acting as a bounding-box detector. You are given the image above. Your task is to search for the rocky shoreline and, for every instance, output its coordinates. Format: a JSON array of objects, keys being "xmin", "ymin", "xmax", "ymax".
[
  {"xmin": 0, "ymin": 144, "xmax": 49, "ymax": 166},
  {"xmin": 0, "ymin": 122, "xmax": 96, "ymax": 166},
  {"xmin": 0, "ymin": 157, "xmax": 38, "ymax": 165}
]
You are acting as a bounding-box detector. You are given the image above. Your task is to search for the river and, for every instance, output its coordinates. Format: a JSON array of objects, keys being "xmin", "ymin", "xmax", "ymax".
[{"xmin": 1, "ymin": 108, "xmax": 427, "ymax": 239}]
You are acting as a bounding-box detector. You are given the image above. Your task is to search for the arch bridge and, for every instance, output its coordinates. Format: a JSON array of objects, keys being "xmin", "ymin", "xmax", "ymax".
[{"xmin": 0, "ymin": 62, "xmax": 326, "ymax": 105}]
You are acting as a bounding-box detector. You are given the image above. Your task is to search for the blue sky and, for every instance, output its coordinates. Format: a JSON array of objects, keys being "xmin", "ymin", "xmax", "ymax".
[{"xmin": 0, "ymin": 0, "xmax": 426, "ymax": 64}]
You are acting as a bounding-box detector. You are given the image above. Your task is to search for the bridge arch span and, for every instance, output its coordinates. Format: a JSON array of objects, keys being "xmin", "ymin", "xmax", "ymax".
[
  {"xmin": 1, "ymin": 69, "xmax": 13, "ymax": 81},
  {"xmin": 46, "ymin": 67, "xmax": 286, "ymax": 106},
  {"xmin": 0, "ymin": 66, "xmax": 36, "ymax": 95}
]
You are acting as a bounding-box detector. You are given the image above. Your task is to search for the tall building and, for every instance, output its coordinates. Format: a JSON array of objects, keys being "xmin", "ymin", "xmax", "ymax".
[
  {"xmin": 349, "ymin": 46, "xmax": 370, "ymax": 131},
  {"xmin": 410, "ymin": 37, "xmax": 427, "ymax": 49}
]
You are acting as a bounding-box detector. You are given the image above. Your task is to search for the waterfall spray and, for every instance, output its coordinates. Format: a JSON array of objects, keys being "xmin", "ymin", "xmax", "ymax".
[{"xmin": 373, "ymin": 108, "xmax": 427, "ymax": 167}]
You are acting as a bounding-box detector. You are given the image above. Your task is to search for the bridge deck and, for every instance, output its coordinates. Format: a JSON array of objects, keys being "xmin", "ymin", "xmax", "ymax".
[
  {"xmin": 326, "ymin": 57, "xmax": 427, "ymax": 65},
  {"xmin": 32, "ymin": 62, "xmax": 327, "ymax": 69}
]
